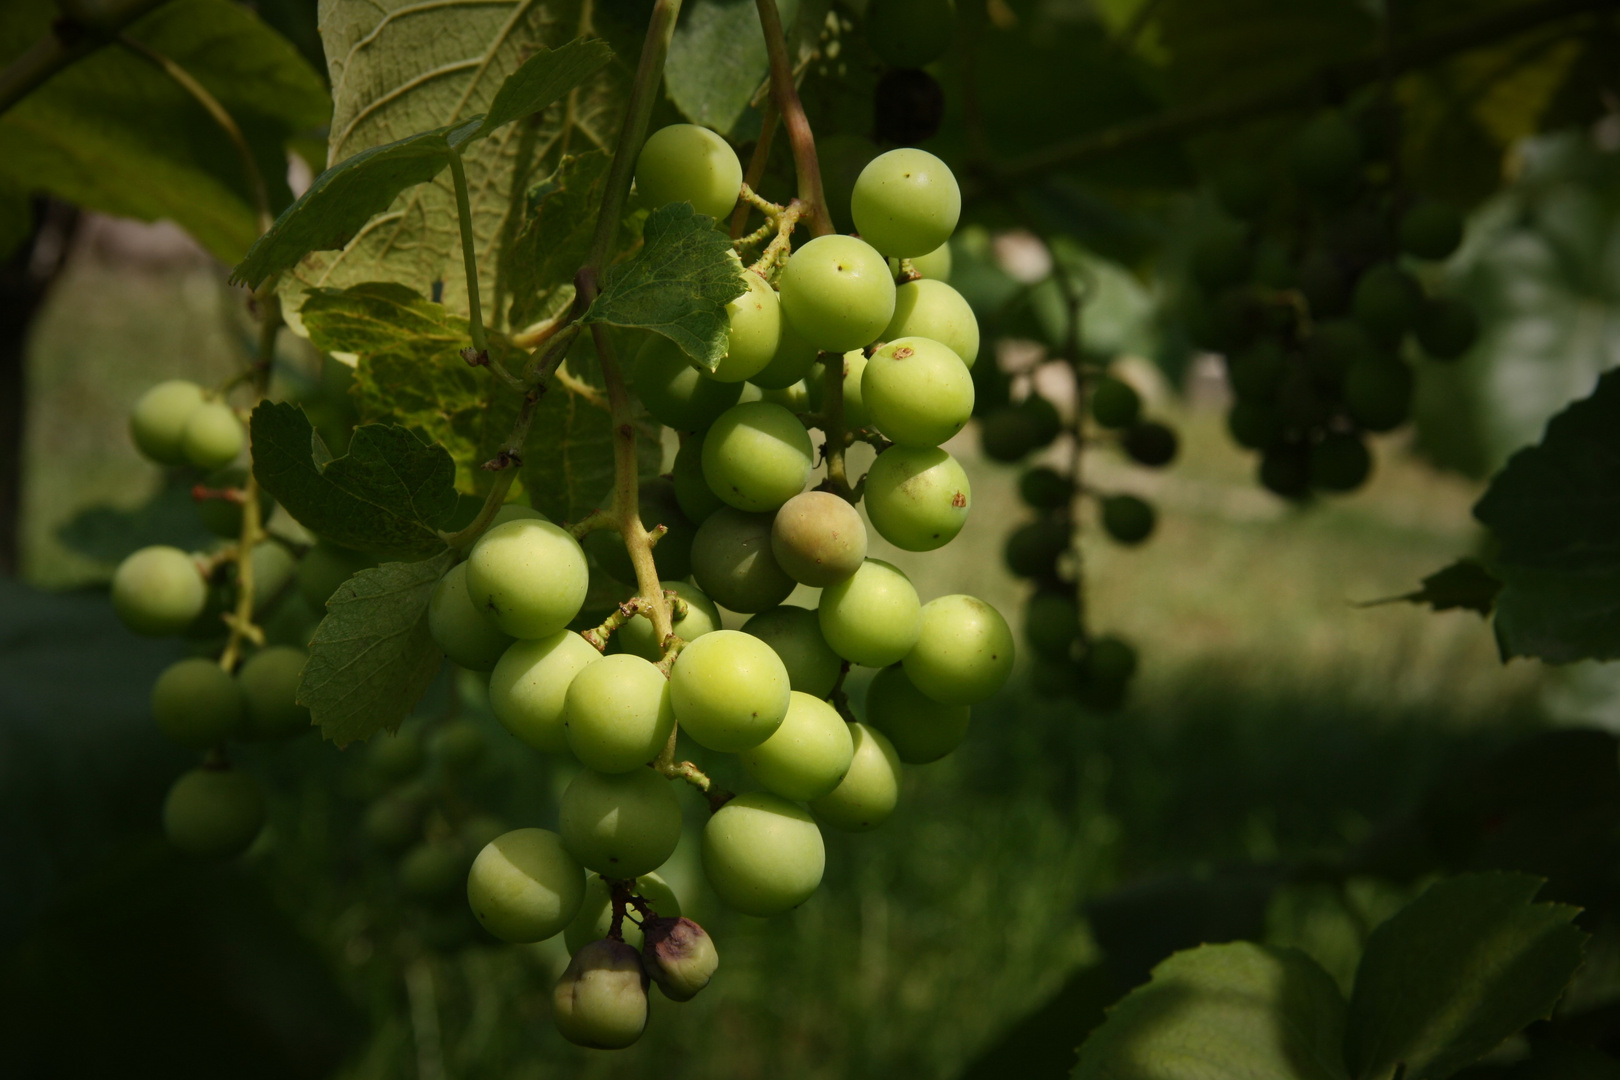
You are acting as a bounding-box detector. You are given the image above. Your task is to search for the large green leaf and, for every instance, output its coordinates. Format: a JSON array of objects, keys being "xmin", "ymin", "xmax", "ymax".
[
  {"xmin": 664, "ymin": 0, "xmax": 798, "ymax": 136},
  {"xmin": 0, "ymin": 0, "xmax": 330, "ymax": 264},
  {"xmin": 1073, "ymin": 942, "xmax": 1350, "ymax": 1080},
  {"xmin": 298, "ymin": 550, "xmax": 454, "ymax": 746},
  {"xmin": 289, "ymin": 0, "xmax": 625, "ymax": 330},
  {"xmin": 249, "ymin": 401, "xmax": 460, "ymax": 556},
  {"xmin": 1345, "ymin": 873, "xmax": 1587, "ymax": 1080},
  {"xmin": 453, "ymin": 37, "xmax": 614, "ymax": 147},
  {"xmin": 582, "ymin": 201, "xmax": 746, "ymax": 369},
  {"xmin": 504, "ymin": 150, "xmax": 612, "ymax": 330}
]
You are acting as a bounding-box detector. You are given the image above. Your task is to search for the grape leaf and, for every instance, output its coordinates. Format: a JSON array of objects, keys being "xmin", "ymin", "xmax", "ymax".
[
  {"xmin": 0, "ymin": 0, "xmax": 330, "ymax": 264},
  {"xmin": 249, "ymin": 401, "xmax": 460, "ymax": 556},
  {"xmin": 1073, "ymin": 941, "xmax": 1350, "ymax": 1080},
  {"xmin": 1472, "ymin": 370, "xmax": 1620, "ymax": 663},
  {"xmin": 504, "ymin": 150, "xmax": 613, "ymax": 330},
  {"xmin": 1390, "ymin": 559, "xmax": 1501, "ymax": 616},
  {"xmin": 582, "ymin": 202, "xmax": 746, "ymax": 369},
  {"xmin": 664, "ymin": 0, "xmax": 798, "ymax": 136},
  {"xmin": 1345, "ymin": 873, "xmax": 1587, "ymax": 1080},
  {"xmin": 297, "ymin": 551, "xmax": 454, "ymax": 746},
  {"xmin": 452, "ymin": 37, "xmax": 615, "ymax": 147}
]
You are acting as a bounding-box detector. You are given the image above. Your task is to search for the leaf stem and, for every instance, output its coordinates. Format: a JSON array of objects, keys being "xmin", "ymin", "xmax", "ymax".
[
  {"xmin": 753, "ymin": 0, "xmax": 832, "ymax": 237},
  {"xmin": 447, "ymin": 149, "xmax": 489, "ymax": 359}
]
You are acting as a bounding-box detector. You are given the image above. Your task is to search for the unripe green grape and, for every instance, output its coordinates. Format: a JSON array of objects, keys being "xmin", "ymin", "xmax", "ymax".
[
  {"xmin": 249, "ymin": 541, "xmax": 297, "ymax": 615},
  {"xmin": 1352, "ymin": 264, "xmax": 1424, "ymax": 343},
  {"xmin": 1398, "ymin": 201, "xmax": 1463, "ymax": 260},
  {"xmin": 635, "ymin": 123, "xmax": 742, "ymax": 219},
  {"xmin": 805, "ymin": 351, "xmax": 871, "ymax": 428},
  {"xmin": 978, "ymin": 406, "xmax": 1037, "ymax": 462},
  {"xmin": 1291, "ymin": 111, "xmax": 1362, "ymax": 196},
  {"xmin": 701, "ymin": 401, "xmax": 813, "ymax": 512},
  {"xmin": 465, "ymin": 519, "xmax": 589, "ymax": 639},
  {"xmin": 758, "ymin": 379, "xmax": 811, "ymax": 413},
  {"xmin": 642, "ymin": 916, "xmax": 718, "ymax": 1001},
  {"xmin": 883, "ymin": 279, "xmax": 979, "ymax": 367},
  {"xmin": 369, "ymin": 726, "xmax": 424, "ymax": 781},
  {"xmin": 559, "ymin": 767, "xmax": 682, "ymax": 878},
  {"xmin": 297, "ymin": 541, "xmax": 374, "ymax": 609},
  {"xmin": 163, "ymin": 767, "xmax": 265, "ymax": 858},
  {"xmin": 553, "ymin": 938, "xmax": 650, "ymax": 1050},
  {"xmin": 431, "ymin": 718, "xmax": 487, "ymax": 772},
  {"xmin": 865, "ymin": 664, "xmax": 969, "ymax": 764},
  {"xmin": 466, "ymin": 828, "xmax": 586, "ymax": 943},
  {"xmin": 400, "ymin": 840, "xmax": 466, "ymax": 900},
  {"xmin": 810, "ymin": 723, "xmax": 901, "ymax": 832},
  {"xmin": 751, "ymin": 317, "xmax": 822, "ymax": 390},
  {"xmin": 1190, "ymin": 229, "xmax": 1252, "ymax": 292},
  {"xmin": 740, "ymin": 691, "xmax": 855, "ymax": 801},
  {"xmin": 563, "ymin": 653, "xmax": 676, "ymax": 773},
  {"xmin": 583, "ymin": 478, "xmax": 697, "ymax": 584},
  {"xmin": 742, "ymin": 605, "xmax": 843, "ymax": 697},
  {"xmin": 634, "ymin": 334, "xmax": 744, "ymax": 431},
  {"xmin": 863, "ymin": 446, "xmax": 971, "ymax": 552},
  {"xmin": 702, "ymin": 791, "xmax": 825, "ymax": 917},
  {"xmin": 690, "ymin": 507, "xmax": 796, "ymax": 612},
  {"xmin": 1278, "ymin": 370, "xmax": 1331, "ymax": 429},
  {"xmin": 779, "ymin": 235, "xmax": 896, "ymax": 352},
  {"xmin": 1082, "ymin": 634, "xmax": 1138, "ymax": 685},
  {"xmin": 910, "ymin": 242, "xmax": 952, "ymax": 282},
  {"xmin": 130, "ymin": 379, "xmax": 205, "ymax": 465},
  {"xmin": 710, "ymin": 270, "xmax": 781, "ymax": 383},
  {"xmin": 1228, "ymin": 400, "xmax": 1283, "ymax": 450},
  {"xmin": 818, "ymin": 559, "xmax": 921, "ymax": 667},
  {"xmin": 1101, "ymin": 494, "xmax": 1156, "ymax": 545},
  {"xmin": 1259, "ymin": 442, "xmax": 1312, "ymax": 498},
  {"xmin": 489, "ymin": 630, "xmax": 602, "ymax": 753},
  {"xmin": 564, "ymin": 873, "xmax": 681, "ymax": 954},
  {"xmin": 1090, "ymin": 377, "xmax": 1141, "ymax": 429},
  {"xmin": 771, "ymin": 490, "xmax": 867, "ymax": 586},
  {"xmin": 1344, "ymin": 357, "xmax": 1413, "ymax": 432},
  {"xmin": 1121, "ymin": 421, "xmax": 1179, "ymax": 467},
  {"xmin": 1226, "ymin": 339, "xmax": 1286, "ymax": 402},
  {"xmin": 363, "ymin": 795, "xmax": 421, "ymax": 851},
  {"xmin": 672, "ymin": 432, "xmax": 725, "ymax": 523},
  {"xmin": 237, "ymin": 645, "xmax": 309, "ymax": 739},
  {"xmin": 669, "ymin": 629, "xmax": 791, "ymax": 751},
  {"xmin": 1310, "ymin": 432, "xmax": 1372, "ymax": 492},
  {"xmin": 862, "ymin": 336, "xmax": 974, "ymax": 448},
  {"xmin": 865, "ymin": 0, "xmax": 956, "ymax": 68},
  {"xmin": 1023, "ymin": 591, "xmax": 1080, "ymax": 662},
  {"xmin": 1415, "ymin": 297, "xmax": 1478, "ymax": 361},
  {"xmin": 180, "ymin": 401, "xmax": 244, "ymax": 469},
  {"xmin": 903, "ymin": 594, "xmax": 1015, "ymax": 705},
  {"xmin": 430, "ymin": 562, "xmax": 515, "ymax": 671},
  {"xmin": 113, "ymin": 545, "xmax": 206, "ymax": 636},
  {"xmin": 151, "ymin": 657, "xmax": 244, "ymax": 748},
  {"xmin": 1305, "ymin": 320, "xmax": 1373, "ymax": 386},
  {"xmin": 818, "ymin": 133, "xmax": 881, "ymax": 232},
  {"xmin": 1003, "ymin": 518, "xmax": 1068, "ymax": 579},
  {"xmin": 1020, "ymin": 394, "xmax": 1063, "ymax": 446},
  {"xmin": 619, "ymin": 581, "xmax": 721, "ymax": 661},
  {"xmin": 1018, "ymin": 466, "xmax": 1070, "ymax": 511},
  {"xmin": 972, "ymin": 356, "xmax": 1010, "ymax": 418},
  {"xmin": 850, "ymin": 148, "xmax": 961, "ymax": 259},
  {"xmin": 1298, "ymin": 249, "xmax": 1349, "ymax": 316}
]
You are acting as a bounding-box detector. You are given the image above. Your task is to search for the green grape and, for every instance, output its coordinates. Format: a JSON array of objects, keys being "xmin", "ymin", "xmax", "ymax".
[
  {"xmin": 563, "ymin": 653, "xmax": 676, "ymax": 773},
  {"xmin": 559, "ymin": 767, "xmax": 682, "ymax": 878},
  {"xmin": 1290, "ymin": 111, "xmax": 1362, "ymax": 196},
  {"xmin": 584, "ymin": 478, "xmax": 697, "ymax": 584},
  {"xmin": 862, "ymin": 336, "xmax": 974, "ymax": 448},
  {"xmin": 1344, "ymin": 357, "xmax": 1414, "ymax": 432},
  {"xmin": 363, "ymin": 795, "xmax": 420, "ymax": 851},
  {"xmin": 850, "ymin": 148, "xmax": 961, "ymax": 259},
  {"xmin": 741, "ymin": 605, "xmax": 843, "ymax": 697},
  {"xmin": 151, "ymin": 657, "xmax": 243, "ymax": 748},
  {"xmin": 492, "ymin": 503, "xmax": 546, "ymax": 526},
  {"xmin": 465, "ymin": 828, "xmax": 586, "ymax": 943},
  {"xmin": 690, "ymin": 507, "xmax": 797, "ymax": 612},
  {"xmin": 883, "ymin": 279, "xmax": 980, "ymax": 368},
  {"xmin": 770, "ymin": 490, "xmax": 867, "ymax": 586},
  {"xmin": 634, "ymin": 123, "xmax": 743, "ymax": 219},
  {"xmin": 643, "ymin": 916, "xmax": 719, "ymax": 1001},
  {"xmin": 1227, "ymin": 400, "xmax": 1283, "ymax": 450},
  {"xmin": 701, "ymin": 791, "xmax": 825, "ymax": 917},
  {"xmin": 1121, "ymin": 421, "xmax": 1179, "ymax": 467},
  {"xmin": 1352, "ymin": 264, "xmax": 1424, "ymax": 343},
  {"xmin": 672, "ymin": 432, "xmax": 726, "ymax": 524},
  {"xmin": 1212, "ymin": 161, "xmax": 1269, "ymax": 220},
  {"xmin": 809, "ymin": 723, "xmax": 901, "ymax": 832},
  {"xmin": 1082, "ymin": 634, "xmax": 1138, "ymax": 685},
  {"xmin": 701, "ymin": 401, "xmax": 814, "ymax": 512},
  {"xmin": 634, "ymin": 334, "xmax": 745, "ymax": 431},
  {"xmin": 818, "ymin": 559, "xmax": 921, "ymax": 667},
  {"xmin": 1023, "ymin": 591, "xmax": 1080, "ymax": 662},
  {"xmin": 1227, "ymin": 339, "xmax": 1287, "ymax": 402},
  {"xmin": 1305, "ymin": 320, "xmax": 1373, "ymax": 385},
  {"xmin": 1259, "ymin": 443, "xmax": 1312, "ymax": 498},
  {"xmin": 1089, "ymin": 377, "xmax": 1141, "ymax": 429},
  {"xmin": 1003, "ymin": 519, "xmax": 1068, "ymax": 579},
  {"xmin": 759, "ymin": 379, "xmax": 812, "ymax": 413},
  {"xmin": 237, "ymin": 645, "xmax": 309, "ymax": 739},
  {"xmin": 430, "ymin": 561, "xmax": 515, "ymax": 671},
  {"xmin": 1310, "ymin": 432, "xmax": 1372, "ymax": 491},
  {"xmin": 978, "ymin": 406, "xmax": 1037, "ymax": 462},
  {"xmin": 297, "ymin": 541, "xmax": 374, "ymax": 609},
  {"xmin": 752, "ymin": 316, "xmax": 822, "ymax": 390},
  {"xmin": 180, "ymin": 401, "xmax": 244, "ymax": 469},
  {"xmin": 564, "ymin": 873, "xmax": 681, "ymax": 954},
  {"xmin": 1018, "ymin": 466, "xmax": 1069, "ymax": 510},
  {"xmin": 910, "ymin": 242, "xmax": 952, "ymax": 282},
  {"xmin": 163, "ymin": 767, "xmax": 265, "ymax": 858},
  {"xmin": 1020, "ymin": 395, "xmax": 1063, "ymax": 446},
  {"xmin": 1278, "ymin": 370, "xmax": 1331, "ymax": 429},
  {"xmin": 865, "ymin": 0, "xmax": 956, "ymax": 68},
  {"xmin": 431, "ymin": 718, "xmax": 487, "ymax": 772},
  {"xmin": 249, "ymin": 541, "xmax": 297, "ymax": 615},
  {"xmin": 740, "ymin": 691, "xmax": 856, "ymax": 801},
  {"xmin": 130, "ymin": 379, "xmax": 205, "ymax": 465},
  {"xmin": 818, "ymin": 133, "xmax": 881, "ymax": 232},
  {"xmin": 553, "ymin": 939, "xmax": 650, "ymax": 1050},
  {"xmin": 465, "ymin": 519, "xmax": 589, "ymax": 639},
  {"xmin": 489, "ymin": 630, "xmax": 602, "ymax": 753},
  {"xmin": 710, "ymin": 270, "xmax": 782, "ymax": 383},
  {"xmin": 400, "ymin": 841, "xmax": 466, "ymax": 900},
  {"xmin": 1297, "ymin": 250, "xmax": 1349, "ymax": 315},
  {"xmin": 113, "ymin": 546, "xmax": 206, "ymax": 637},
  {"xmin": 805, "ymin": 351, "xmax": 871, "ymax": 428},
  {"xmin": 1398, "ymin": 201, "xmax": 1463, "ymax": 261},
  {"xmin": 619, "ymin": 581, "xmax": 722, "ymax": 661},
  {"xmin": 369, "ymin": 726, "xmax": 424, "ymax": 781},
  {"xmin": 865, "ymin": 664, "xmax": 970, "ymax": 764},
  {"xmin": 1190, "ymin": 229, "xmax": 1252, "ymax": 292},
  {"xmin": 863, "ymin": 446, "xmax": 971, "ymax": 552},
  {"xmin": 1415, "ymin": 298, "xmax": 1478, "ymax": 360},
  {"xmin": 902, "ymin": 594, "xmax": 1014, "ymax": 705},
  {"xmin": 668, "ymin": 629, "xmax": 791, "ymax": 751},
  {"xmin": 779, "ymin": 234, "xmax": 896, "ymax": 352},
  {"xmin": 1101, "ymin": 494, "xmax": 1156, "ymax": 545}
]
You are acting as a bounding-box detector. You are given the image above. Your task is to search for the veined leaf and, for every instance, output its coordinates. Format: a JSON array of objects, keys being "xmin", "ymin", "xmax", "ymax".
[
  {"xmin": 505, "ymin": 150, "xmax": 612, "ymax": 330},
  {"xmin": 453, "ymin": 37, "xmax": 615, "ymax": 147},
  {"xmin": 664, "ymin": 0, "xmax": 798, "ymax": 136}
]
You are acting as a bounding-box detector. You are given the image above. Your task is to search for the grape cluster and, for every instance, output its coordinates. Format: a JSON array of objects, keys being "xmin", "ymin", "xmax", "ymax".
[
  {"xmin": 1190, "ymin": 108, "xmax": 1479, "ymax": 498},
  {"xmin": 409, "ymin": 124, "xmax": 1013, "ymax": 1048}
]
